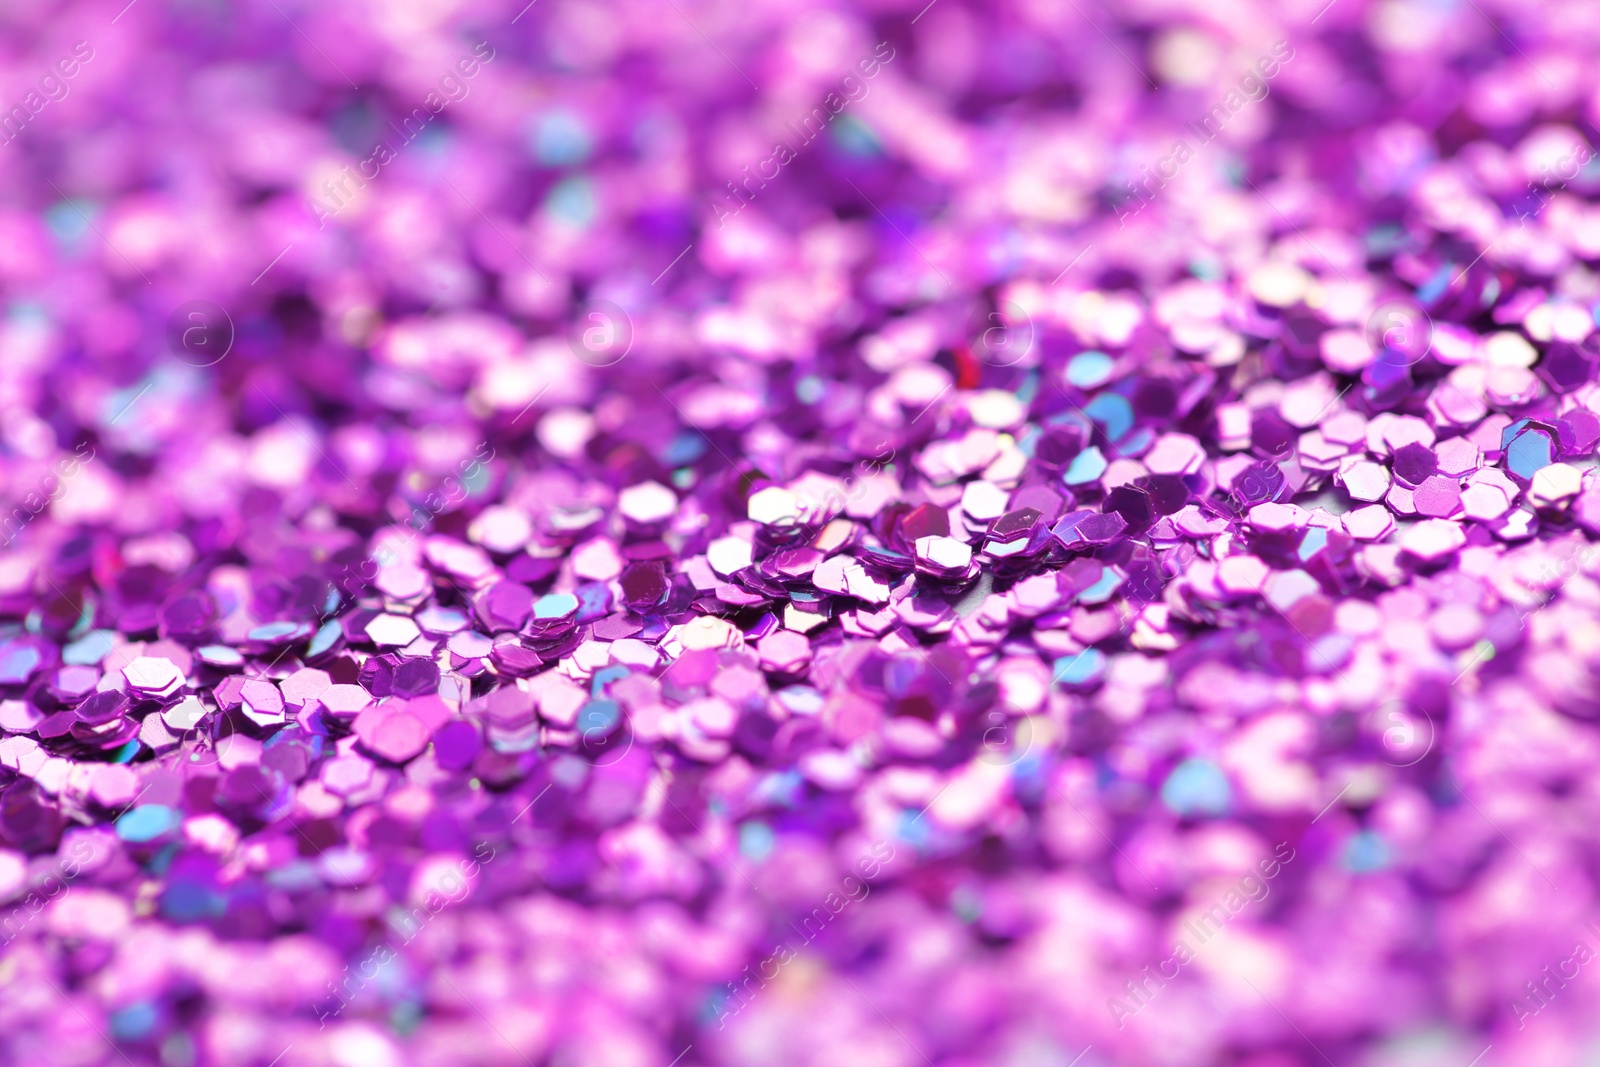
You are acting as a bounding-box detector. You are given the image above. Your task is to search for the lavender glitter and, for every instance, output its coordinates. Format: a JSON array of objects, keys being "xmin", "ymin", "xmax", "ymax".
[{"xmin": 1, "ymin": 1, "xmax": 1600, "ymax": 1066}]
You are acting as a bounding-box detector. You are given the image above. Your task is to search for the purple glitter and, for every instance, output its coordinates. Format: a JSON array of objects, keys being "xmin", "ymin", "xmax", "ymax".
[{"xmin": 0, "ymin": 2, "xmax": 1598, "ymax": 1066}]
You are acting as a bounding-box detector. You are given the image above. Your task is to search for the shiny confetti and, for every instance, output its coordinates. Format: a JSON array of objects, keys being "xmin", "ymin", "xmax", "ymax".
[{"xmin": 0, "ymin": 1, "xmax": 1598, "ymax": 1066}]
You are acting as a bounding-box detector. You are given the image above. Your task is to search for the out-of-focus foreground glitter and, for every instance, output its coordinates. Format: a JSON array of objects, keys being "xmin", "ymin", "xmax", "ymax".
[{"xmin": 2, "ymin": 0, "xmax": 1600, "ymax": 1064}]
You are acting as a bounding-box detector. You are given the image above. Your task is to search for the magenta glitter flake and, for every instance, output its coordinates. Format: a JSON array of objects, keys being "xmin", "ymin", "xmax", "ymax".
[{"xmin": 2, "ymin": 2, "xmax": 1600, "ymax": 1066}]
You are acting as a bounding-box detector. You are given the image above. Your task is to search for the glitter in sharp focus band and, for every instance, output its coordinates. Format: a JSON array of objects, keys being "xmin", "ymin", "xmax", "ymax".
[{"xmin": 0, "ymin": 1, "xmax": 1599, "ymax": 1065}]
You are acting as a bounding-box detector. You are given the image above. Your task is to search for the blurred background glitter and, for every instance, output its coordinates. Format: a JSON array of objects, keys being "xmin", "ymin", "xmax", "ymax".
[{"xmin": 2, "ymin": 0, "xmax": 1600, "ymax": 1064}]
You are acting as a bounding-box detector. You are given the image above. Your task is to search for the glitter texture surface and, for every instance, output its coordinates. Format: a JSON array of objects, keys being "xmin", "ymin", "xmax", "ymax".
[{"xmin": 2, "ymin": 1, "xmax": 1600, "ymax": 1066}]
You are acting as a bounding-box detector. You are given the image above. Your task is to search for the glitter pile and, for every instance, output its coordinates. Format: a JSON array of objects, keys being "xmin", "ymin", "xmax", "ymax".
[{"xmin": 3, "ymin": 0, "xmax": 1600, "ymax": 1064}]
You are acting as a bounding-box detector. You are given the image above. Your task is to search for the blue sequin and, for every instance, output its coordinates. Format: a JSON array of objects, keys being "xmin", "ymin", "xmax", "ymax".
[
  {"xmin": 1415, "ymin": 262, "xmax": 1453, "ymax": 306},
  {"xmin": 1063, "ymin": 446, "xmax": 1107, "ymax": 486},
  {"xmin": 576, "ymin": 699, "xmax": 621, "ymax": 736},
  {"xmin": 248, "ymin": 621, "xmax": 308, "ymax": 642},
  {"xmin": 1084, "ymin": 392, "xmax": 1134, "ymax": 441},
  {"xmin": 63, "ymin": 630, "xmax": 115, "ymax": 666},
  {"xmin": 1017, "ymin": 369, "xmax": 1041, "ymax": 404},
  {"xmin": 1052, "ymin": 648, "xmax": 1106, "ymax": 687},
  {"xmin": 197, "ymin": 644, "xmax": 244, "ymax": 667},
  {"xmin": 1117, "ymin": 426, "xmax": 1155, "ymax": 456},
  {"xmin": 0, "ymin": 642, "xmax": 39, "ymax": 684},
  {"xmin": 574, "ymin": 584, "xmax": 611, "ymax": 623},
  {"xmin": 1298, "ymin": 527, "xmax": 1329, "ymax": 561},
  {"xmin": 1076, "ymin": 570, "xmax": 1124, "ymax": 605},
  {"xmin": 831, "ymin": 114, "xmax": 882, "ymax": 156},
  {"xmin": 775, "ymin": 686, "xmax": 824, "ymax": 716},
  {"xmin": 1499, "ymin": 418, "xmax": 1531, "ymax": 451},
  {"xmin": 663, "ymin": 431, "xmax": 707, "ymax": 466},
  {"xmin": 535, "ymin": 592, "xmax": 581, "ymax": 619},
  {"xmin": 544, "ymin": 177, "xmax": 596, "ymax": 227},
  {"xmin": 591, "ymin": 665, "xmax": 630, "ymax": 697},
  {"xmin": 109, "ymin": 1002, "xmax": 159, "ymax": 1041},
  {"xmin": 161, "ymin": 881, "xmax": 226, "ymax": 922},
  {"xmin": 1160, "ymin": 759, "xmax": 1231, "ymax": 817},
  {"xmin": 1344, "ymin": 830, "xmax": 1391, "ymax": 873},
  {"xmin": 530, "ymin": 110, "xmax": 593, "ymax": 166},
  {"xmin": 45, "ymin": 200, "xmax": 95, "ymax": 247},
  {"xmin": 1505, "ymin": 428, "xmax": 1553, "ymax": 480},
  {"xmin": 1066, "ymin": 351, "xmax": 1114, "ymax": 388},
  {"xmin": 739, "ymin": 821, "xmax": 776, "ymax": 863},
  {"xmin": 265, "ymin": 861, "xmax": 323, "ymax": 893},
  {"xmin": 307, "ymin": 620, "xmax": 342, "ymax": 659}
]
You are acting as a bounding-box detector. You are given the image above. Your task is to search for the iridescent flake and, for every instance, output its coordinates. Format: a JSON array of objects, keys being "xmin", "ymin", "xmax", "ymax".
[
  {"xmin": 1051, "ymin": 510, "xmax": 1127, "ymax": 549},
  {"xmin": 1412, "ymin": 476, "xmax": 1463, "ymax": 518},
  {"xmin": 1390, "ymin": 442, "xmax": 1437, "ymax": 486},
  {"xmin": 1503, "ymin": 421, "xmax": 1555, "ymax": 481},
  {"xmin": 366, "ymin": 614, "xmax": 423, "ymax": 648}
]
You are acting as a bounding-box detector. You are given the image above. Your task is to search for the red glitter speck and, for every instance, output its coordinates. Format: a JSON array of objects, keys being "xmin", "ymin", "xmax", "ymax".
[{"xmin": 954, "ymin": 342, "xmax": 981, "ymax": 390}]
